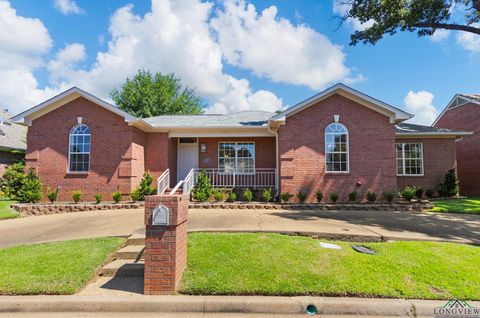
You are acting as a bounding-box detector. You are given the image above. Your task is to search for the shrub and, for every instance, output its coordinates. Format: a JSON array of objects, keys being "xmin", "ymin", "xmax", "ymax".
[
  {"xmin": 296, "ymin": 191, "xmax": 307, "ymax": 203},
  {"xmin": 72, "ymin": 190, "xmax": 82, "ymax": 203},
  {"xmin": 415, "ymin": 187, "xmax": 424, "ymax": 198},
  {"xmin": 329, "ymin": 192, "xmax": 339, "ymax": 203},
  {"xmin": 438, "ymin": 169, "xmax": 459, "ymax": 197},
  {"xmin": 94, "ymin": 193, "xmax": 102, "ymax": 204},
  {"xmin": 17, "ymin": 169, "xmax": 42, "ymax": 203},
  {"xmin": 243, "ymin": 188, "xmax": 253, "ymax": 202},
  {"xmin": 382, "ymin": 191, "xmax": 395, "ymax": 204},
  {"xmin": 227, "ymin": 192, "xmax": 237, "ymax": 203},
  {"xmin": 425, "ymin": 189, "xmax": 434, "ymax": 198},
  {"xmin": 315, "ymin": 190, "xmax": 323, "ymax": 203},
  {"xmin": 366, "ymin": 191, "xmax": 377, "ymax": 203},
  {"xmin": 112, "ymin": 191, "xmax": 122, "ymax": 203},
  {"xmin": 46, "ymin": 187, "xmax": 58, "ymax": 204},
  {"xmin": 348, "ymin": 191, "xmax": 358, "ymax": 202},
  {"xmin": 192, "ymin": 170, "xmax": 212, "ymax": 202},
  {"xmin": 130, "ymin": 172, "xmax": 156, "ymax": 201},
  {"xmin": 262, "ymin": 188, "xmax": 273, "ymax": 202},
  {"xmin": 280, "ymin": 192, "xmax": 293, "ymax": 203},
  {"xmin": 130, "ymin": 188, "xmax": 142, "ymax": 202},
  {"xmin": 1, "ymin": 161, "xmax": 25, "ymax": 200},
  {"xmin": 401, "ymin": 186, "xmax": 417, "ymax": 202},
  {"xmin": 213, "ymin": 189, "xmax": 225, "ymax": 202}
]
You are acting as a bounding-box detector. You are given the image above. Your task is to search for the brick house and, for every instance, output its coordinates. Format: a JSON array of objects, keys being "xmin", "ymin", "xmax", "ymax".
[
  {"xmin": 433, "ymin": 94, "xmax": 480, "ymax": 195},
  {"xmin": 12, "ymin": 84, "xmax": 470, "ymax": 202}
]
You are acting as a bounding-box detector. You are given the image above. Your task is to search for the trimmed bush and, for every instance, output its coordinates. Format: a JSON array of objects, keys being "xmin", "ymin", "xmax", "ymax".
[
  {"xmin": 130, "ymin": 189, "xmax": 141, "ymax": 202},
  {"xmin": 382, "ymin": 191, "xmax": 395, "ymax": 204},
  {"xmin": 1, "ymin": 161, "xmax": 25, "ymax": 200},
  {"xmin": 243, "ymin": 188, "xmax": 253, "ymax": 202},
  {"xmin": 130, "ymin": 172, "xmax": 156, "ymax": 201},
  {"xmin": 438, "ymin": 169, "xmax": 459, "ymax": 197},
  {"xmin": 193, "ymin": 170, "xmax": 212, "ymax": 202},
  {"xmin": 329, "ymin": 192, "xmax": 339, "ymax": 203},
  {"xmin": 262, "ymin": 188, "xmax": 273, "ymax": 202},
  {"xmin": 315, "ymin": 190, "xmax": 323, "ymax": 203},
  {"xmin": 112, "ymin": 191, "xmax": 122, "ymax": 203},
  {"xmin": 94, "ymin": 193, "xmax": 102, "ymax": 204},
  {"xmin": 280, "ymin": 192, "xmax": 293, "ymax": 203},
  {"xmin": 415, "ymin": 187, "xmax": 424, "ymax": 198},
  {"xmin": 46, "ymin": 187, "xmax": 58, "ymax": 204},
  {"xmin": 17, "ymin": 169, "xmax": 42, "ymax": 203},
  {"xmin": 213, "ymin": 189, "xmax": 225, "ymax": 202},
  {"xmin": 296, "ymin": 191, "xmax": 307, "ymax": 203},
  {"xmin": 366, "ymin": 191, "xmax": 377, "ymax": 203},
  {"xmin": 72, "ymin": 190, "xmax": 82, "ymax": 203},
  {"xmin": 348, "ymin": 191, "xmax": 358, "ymax": 202},
  {"xmin": 227, "ymin": 192, "xmax": 237, "ymax": 203},
  {"xmin": 401, "ymin": 186, "xmax": 417, "ymax": 202},
  {"xmin": 425, "ymin": 189, "xmax": 434, "ymax": 199}
]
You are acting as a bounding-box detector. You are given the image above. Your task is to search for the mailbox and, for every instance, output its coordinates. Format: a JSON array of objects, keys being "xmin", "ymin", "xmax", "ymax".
[{"xmin": 152, "ymin": 204, "xmax": 169, "ymax": 226}]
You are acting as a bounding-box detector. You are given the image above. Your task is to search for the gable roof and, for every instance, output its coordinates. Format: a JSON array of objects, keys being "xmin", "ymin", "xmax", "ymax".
[
  {"xmin": 11, "ymin": 87, "xmax": 140, "ymax": 126},
  {"xmin": 0, "ymin": 113, "xmax": 26, "ymax": 152},
  {"xmin": 432, "ymin": 93, "xmax": 480, "ymax": 126},
  {"xmin": 395, "ymin": 122, "xmax": 471, "ymax": 137},
  {"xmin": 270, "ymin": 83, "xmax": 413, "ymax": 125}
]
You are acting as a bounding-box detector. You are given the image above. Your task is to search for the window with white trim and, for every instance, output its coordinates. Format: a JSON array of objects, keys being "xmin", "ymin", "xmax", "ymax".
[
  {"xmin": 325, "ymin": 123, "xmax": 349, "ymax": 172},
  {"xmin": 218, "ymin": 142, "xmax": 255, "ymax": 174},
  {"xmin": 68, "ymin": 124, "xmax": 90, "ymax": 172},
  {"xmin": 396, "ymin": 143, "xmax": 423, "ymax": 176}
]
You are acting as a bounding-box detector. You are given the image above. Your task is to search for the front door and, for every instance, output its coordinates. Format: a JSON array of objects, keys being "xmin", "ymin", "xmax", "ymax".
[{"xmin": 177, "ymin": 141, "xmax": 198, "ymax": 182}]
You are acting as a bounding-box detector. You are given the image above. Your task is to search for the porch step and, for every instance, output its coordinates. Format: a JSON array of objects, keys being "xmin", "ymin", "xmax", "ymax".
[
  {"xmin": 99, "ymin": 259, "xmax": 144, "ymax": 277},
  {"xmin": 127, "ymin": 233, "xmax": 146, "ymax": 246},
  {"xmin": 115, "ymin": 245, "xmax": 144, "ymax": 260}
]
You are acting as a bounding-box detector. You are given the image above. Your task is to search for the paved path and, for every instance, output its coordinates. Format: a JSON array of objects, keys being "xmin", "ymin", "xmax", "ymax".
[{"xmin": 1, "ymin": 207, "xmax": 479, "ymax": 248}]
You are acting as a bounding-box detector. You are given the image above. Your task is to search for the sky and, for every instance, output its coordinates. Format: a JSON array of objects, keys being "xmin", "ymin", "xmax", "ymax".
[{"xmin": 2, "ymin": 0, "xmax": 480, "ymax": 125}]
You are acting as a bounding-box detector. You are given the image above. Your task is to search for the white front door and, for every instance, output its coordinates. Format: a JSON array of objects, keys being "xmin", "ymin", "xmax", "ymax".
[{"xmin": 177, "ymin": 142, "xmax": 198, "ymax": 182}]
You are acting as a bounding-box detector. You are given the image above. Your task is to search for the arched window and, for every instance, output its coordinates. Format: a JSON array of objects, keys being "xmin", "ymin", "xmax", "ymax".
[
  {"xmin": 68, "ymin": 124, "xmax": 90, "ymax": 172},
  {"xmin": 325, "ymin": 123, "xmax": 349, "ymax": 172}
]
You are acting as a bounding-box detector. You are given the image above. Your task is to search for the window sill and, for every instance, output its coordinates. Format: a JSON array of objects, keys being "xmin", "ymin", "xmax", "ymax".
[
  {"xmin": 397, "ymin": 175, "xmax": 424, "ymax": 177},
  {"xmin": 65, "ymin": 172, "xmax": 89, "ymax": 177},
  {"xmin": 325, "ymin": 172, "xmax": 350, "ymax": 175}
]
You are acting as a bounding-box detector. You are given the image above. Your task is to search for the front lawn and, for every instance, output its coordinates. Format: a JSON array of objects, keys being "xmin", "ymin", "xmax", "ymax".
[
  {"xmin": 0, "ymin": 200, "xmax": 19, "ymax": 220},
  {"xmin": 429, "ymin": 197, "xmax": 480, "ymax": 214},
  {"xmin": 181, "ymin": 233, "xmax": 480, "ymax": 300},
  {"xmin": 0, "ymin": 237, "xmax": 125, "ymax": 295}
]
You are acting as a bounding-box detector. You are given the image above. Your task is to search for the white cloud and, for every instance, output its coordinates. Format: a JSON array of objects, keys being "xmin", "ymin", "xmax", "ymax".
[
  {"xmin": 430, "ymin": 29, "xmax": 450, "ymax": 42},
  {"xmin": 404, "ymin": 90, "xmax": 438, "ymax": 125},
  {"xmin": 53, "ymin": 0, "xmax": 85, "ymax": 15},
  {"xmin": 212, "ymin": 1, "xmax": 356, "ymax": 90},
  {"xmin": 456, "ymin": 25, "xmax": 480, "ymax": 52},
  {"xmin": 47, "ymin": 43, "xmax": 86, "ymax": 85},
  {"xmin": 332, "ymin": 0, "xmax": 374, "ymax": 32}
]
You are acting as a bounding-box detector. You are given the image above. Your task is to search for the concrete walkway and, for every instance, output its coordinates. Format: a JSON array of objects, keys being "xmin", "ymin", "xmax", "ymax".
[{"xmin": 0, "ymin": 207, "xmax": 479, "ymax": 248}]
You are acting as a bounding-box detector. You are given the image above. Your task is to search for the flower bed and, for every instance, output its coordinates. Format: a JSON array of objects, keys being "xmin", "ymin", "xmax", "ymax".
[
  {"xmin": 11, "ymin": 202, "xmax": 144, "ymax": 217},
  {"xmin": 189, "ymin": 200, "xmax": 433, "ymax": 212}
]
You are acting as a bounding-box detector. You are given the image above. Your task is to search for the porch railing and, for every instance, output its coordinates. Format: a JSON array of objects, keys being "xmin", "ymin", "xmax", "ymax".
[
  {"xmin": 193, "ymin": 168, "xmax": 276, "ymax": 189},
  {"xmin": 157, "ymin": 169, "xmax": 170, "ymax": 195},
  {"xmin": 182, "ymin": 169, "xmax": 195, "ymax": 194}
]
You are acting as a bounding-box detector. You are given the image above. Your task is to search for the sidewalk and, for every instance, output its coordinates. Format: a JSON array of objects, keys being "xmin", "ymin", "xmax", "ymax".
[{"xmin": 0, "ymin": 295, "xmax": 470, "ymax": 317}]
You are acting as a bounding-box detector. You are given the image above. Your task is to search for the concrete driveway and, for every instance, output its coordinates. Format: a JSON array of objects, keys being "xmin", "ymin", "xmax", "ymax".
[{"xmin": 0, "ymin": 207, "xmax": 479, "ymax": 248}]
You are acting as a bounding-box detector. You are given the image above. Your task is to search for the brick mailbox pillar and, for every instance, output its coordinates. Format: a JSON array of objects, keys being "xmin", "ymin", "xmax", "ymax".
[{"xmin": 144, "ymin": 194, "xmax": 189, "ymax": 295}]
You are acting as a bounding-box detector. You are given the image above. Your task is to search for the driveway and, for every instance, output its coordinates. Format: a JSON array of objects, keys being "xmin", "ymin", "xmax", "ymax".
[{"xmin": 0, "ymin": 207, "xmax": 479, "ymax": 248}]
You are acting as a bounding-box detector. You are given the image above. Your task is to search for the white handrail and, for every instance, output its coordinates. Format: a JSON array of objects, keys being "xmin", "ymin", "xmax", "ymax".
[
  {"xmin": 169, "ymin": 180, "xmax": 184, "ymax": 195},
  {"xmin": 182, "ymin": 169, "xmax": 195, "ymax": 194},
  {"xmin": 157, "ymin": 169, "xmax": 170, "ymax": 195},
  {"xmin": 193, "ymin": 168, "xmax": 276, "ymax": 190}
]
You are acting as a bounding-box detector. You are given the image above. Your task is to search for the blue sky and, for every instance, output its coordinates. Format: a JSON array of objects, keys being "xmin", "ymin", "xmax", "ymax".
[{"xmin": 3, "ymin": 0, "xmax": 480, "ymax": 125}]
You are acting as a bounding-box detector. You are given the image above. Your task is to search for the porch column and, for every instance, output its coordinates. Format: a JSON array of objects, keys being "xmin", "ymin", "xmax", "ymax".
[{"xmin": 144, "ymin": 194, "xmax": 189, "ymax": 295}]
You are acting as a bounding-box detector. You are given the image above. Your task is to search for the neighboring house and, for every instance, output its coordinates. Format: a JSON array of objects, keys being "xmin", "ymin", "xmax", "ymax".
[
  {"xmin": 12, "ymin": 84, "xmax": 470, "ymax": 202},
  {"xmin": 433, "ymin": 94, "xmax": 480, "ymax": 195},
  {"xmin": 0, "ymin": 112, "xmax": 26, "ymax": 176}
]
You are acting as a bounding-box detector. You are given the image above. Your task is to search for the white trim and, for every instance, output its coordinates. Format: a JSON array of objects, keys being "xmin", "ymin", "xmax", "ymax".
[
  {"xmin": 432, "ymin": 94, "xmax": 480, "ymax": 126},
  {"xmin": 217, "ymin": 141, "xmax": 256, "ymax": 175},
  {"xmin": 270, "ymin": 83, "xmax": 412, "ymax": 124},
  {"xmin": 395, "ymin": 143, "xmax": 424, "ymax": 177},
  {"xmin": 395, "ymin": 132, "xmax": 472, "ymax": 138},
  {"xmin": 325, "ymin": 123, "xmax": 349, "ymax": 173},
  {"xmin": 67, "ymin": 124, "xmax": 91, "ymax": 173},
  {"xmin": 169, "ymin": 130, "xmax": 273, "ymax": 137}
]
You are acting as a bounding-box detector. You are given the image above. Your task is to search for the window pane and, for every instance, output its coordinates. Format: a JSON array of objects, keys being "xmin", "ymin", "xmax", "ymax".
[
  {"xmin": 396, "ymin": 143, "xmax": 423, "ymax": 175},
  {"xmin": 69, "ymin": 124, "xmax": 90, "ymax": 172},
  {"xmin": 325, "ymin": 123, "xmax": 348, "ymax": 172}
]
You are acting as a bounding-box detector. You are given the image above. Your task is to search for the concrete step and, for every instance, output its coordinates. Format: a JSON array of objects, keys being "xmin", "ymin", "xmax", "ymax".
[
  {"xmin": 116, "ymin": 245, "xmax": 144, "ymax": 260},
  {"xmin": 127, "ymin": 233, "xmax": 145, "ymax": 246},
  {"xmin": 100, "ymin": 259, "xmax": 144, "ymax": 277}
]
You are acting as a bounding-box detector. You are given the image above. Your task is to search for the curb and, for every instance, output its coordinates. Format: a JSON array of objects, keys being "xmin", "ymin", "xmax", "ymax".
[{"xmin": 0, "ymin": 295, "xmax": 451, "ymax": 316}]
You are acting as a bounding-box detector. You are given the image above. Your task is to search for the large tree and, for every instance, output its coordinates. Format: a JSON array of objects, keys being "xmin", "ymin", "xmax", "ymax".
[
  {"xmin": 338, "ymin": 0, "xmax": 480, "ymax": 45},
  {"xmin": 111, "ymin": 70, "xmax": 204, "ymax": 118}
]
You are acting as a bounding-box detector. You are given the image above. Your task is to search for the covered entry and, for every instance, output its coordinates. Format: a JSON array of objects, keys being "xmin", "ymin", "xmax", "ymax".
[{"xmin": 177, "ymin": 138, "xmax": 198, "ymax": 182}]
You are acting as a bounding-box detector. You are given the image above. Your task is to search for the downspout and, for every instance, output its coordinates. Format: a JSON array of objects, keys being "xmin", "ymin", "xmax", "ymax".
[{"xmin": 267, "ymin": 124, "xmax": 280, "ymax": 199}]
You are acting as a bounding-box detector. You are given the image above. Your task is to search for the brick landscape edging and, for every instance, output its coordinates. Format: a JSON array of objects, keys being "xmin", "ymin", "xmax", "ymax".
[
  {"xmin": 189, "ymin": 201, "xmax": 433, "ymax": 212},
  {"xmin": 11, "ymin": 202, "xmax": 145, "ymax": 217}
]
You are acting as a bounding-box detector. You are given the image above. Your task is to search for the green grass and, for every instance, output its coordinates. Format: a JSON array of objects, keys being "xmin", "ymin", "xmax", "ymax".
[
  {"xmin": 0, "ymin": 200, "xmax": 19, "ymax": 220},
  {"xmin": 181, "ymin": 233, "xmax": 480, "ymax": 300},
  {"xmin": 0, "ymin": 237, "xmax": 126, "ymax": 295},
  {"xmin": 430, "ymin": 197, "xmax": 480, "ymax": 214}
]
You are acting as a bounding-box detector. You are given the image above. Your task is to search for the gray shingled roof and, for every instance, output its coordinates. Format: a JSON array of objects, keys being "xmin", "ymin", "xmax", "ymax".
[
  {"xmin": 395, "ymin": 123, "xmax": 469, "ymax": 135},
  {"xmin": 144, "ymin": 111, "xmax": 275, "ymax": 128},
  {"xmin": 0, "ymin": 113, "xmax": 27, "ymax": 151}
]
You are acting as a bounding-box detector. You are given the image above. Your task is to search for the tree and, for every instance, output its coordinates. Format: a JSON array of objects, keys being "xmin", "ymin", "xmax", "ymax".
[
  {"xmin": 338, "ymin": 0, "xmax": 480, "ymax": 45},
  {"xmin": 111, "ymin": 70, "xmax": 204, "ymax": 118}
]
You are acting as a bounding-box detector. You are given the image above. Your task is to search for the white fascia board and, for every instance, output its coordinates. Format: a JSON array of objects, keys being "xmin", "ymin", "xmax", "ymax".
[
  {"xmin": 169, "ymin": 127, "xmax": 274, "ymax": 138},
  {"xmin": 432, "ymin": 94, "xmax": 480, "ymax": 126},
  {"xmin": 270, "ymin": 83, "xmax": 413, "ymax": 124},
  {"xmin": 395, "ymin": 131, "xmax": 473, "ymax": 138}
]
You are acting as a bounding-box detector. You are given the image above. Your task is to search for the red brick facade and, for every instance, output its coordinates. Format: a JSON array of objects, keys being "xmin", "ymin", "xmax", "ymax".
[{"xmin": 434, "ymin": 102, "xmax": 480, "ymax": 195}]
